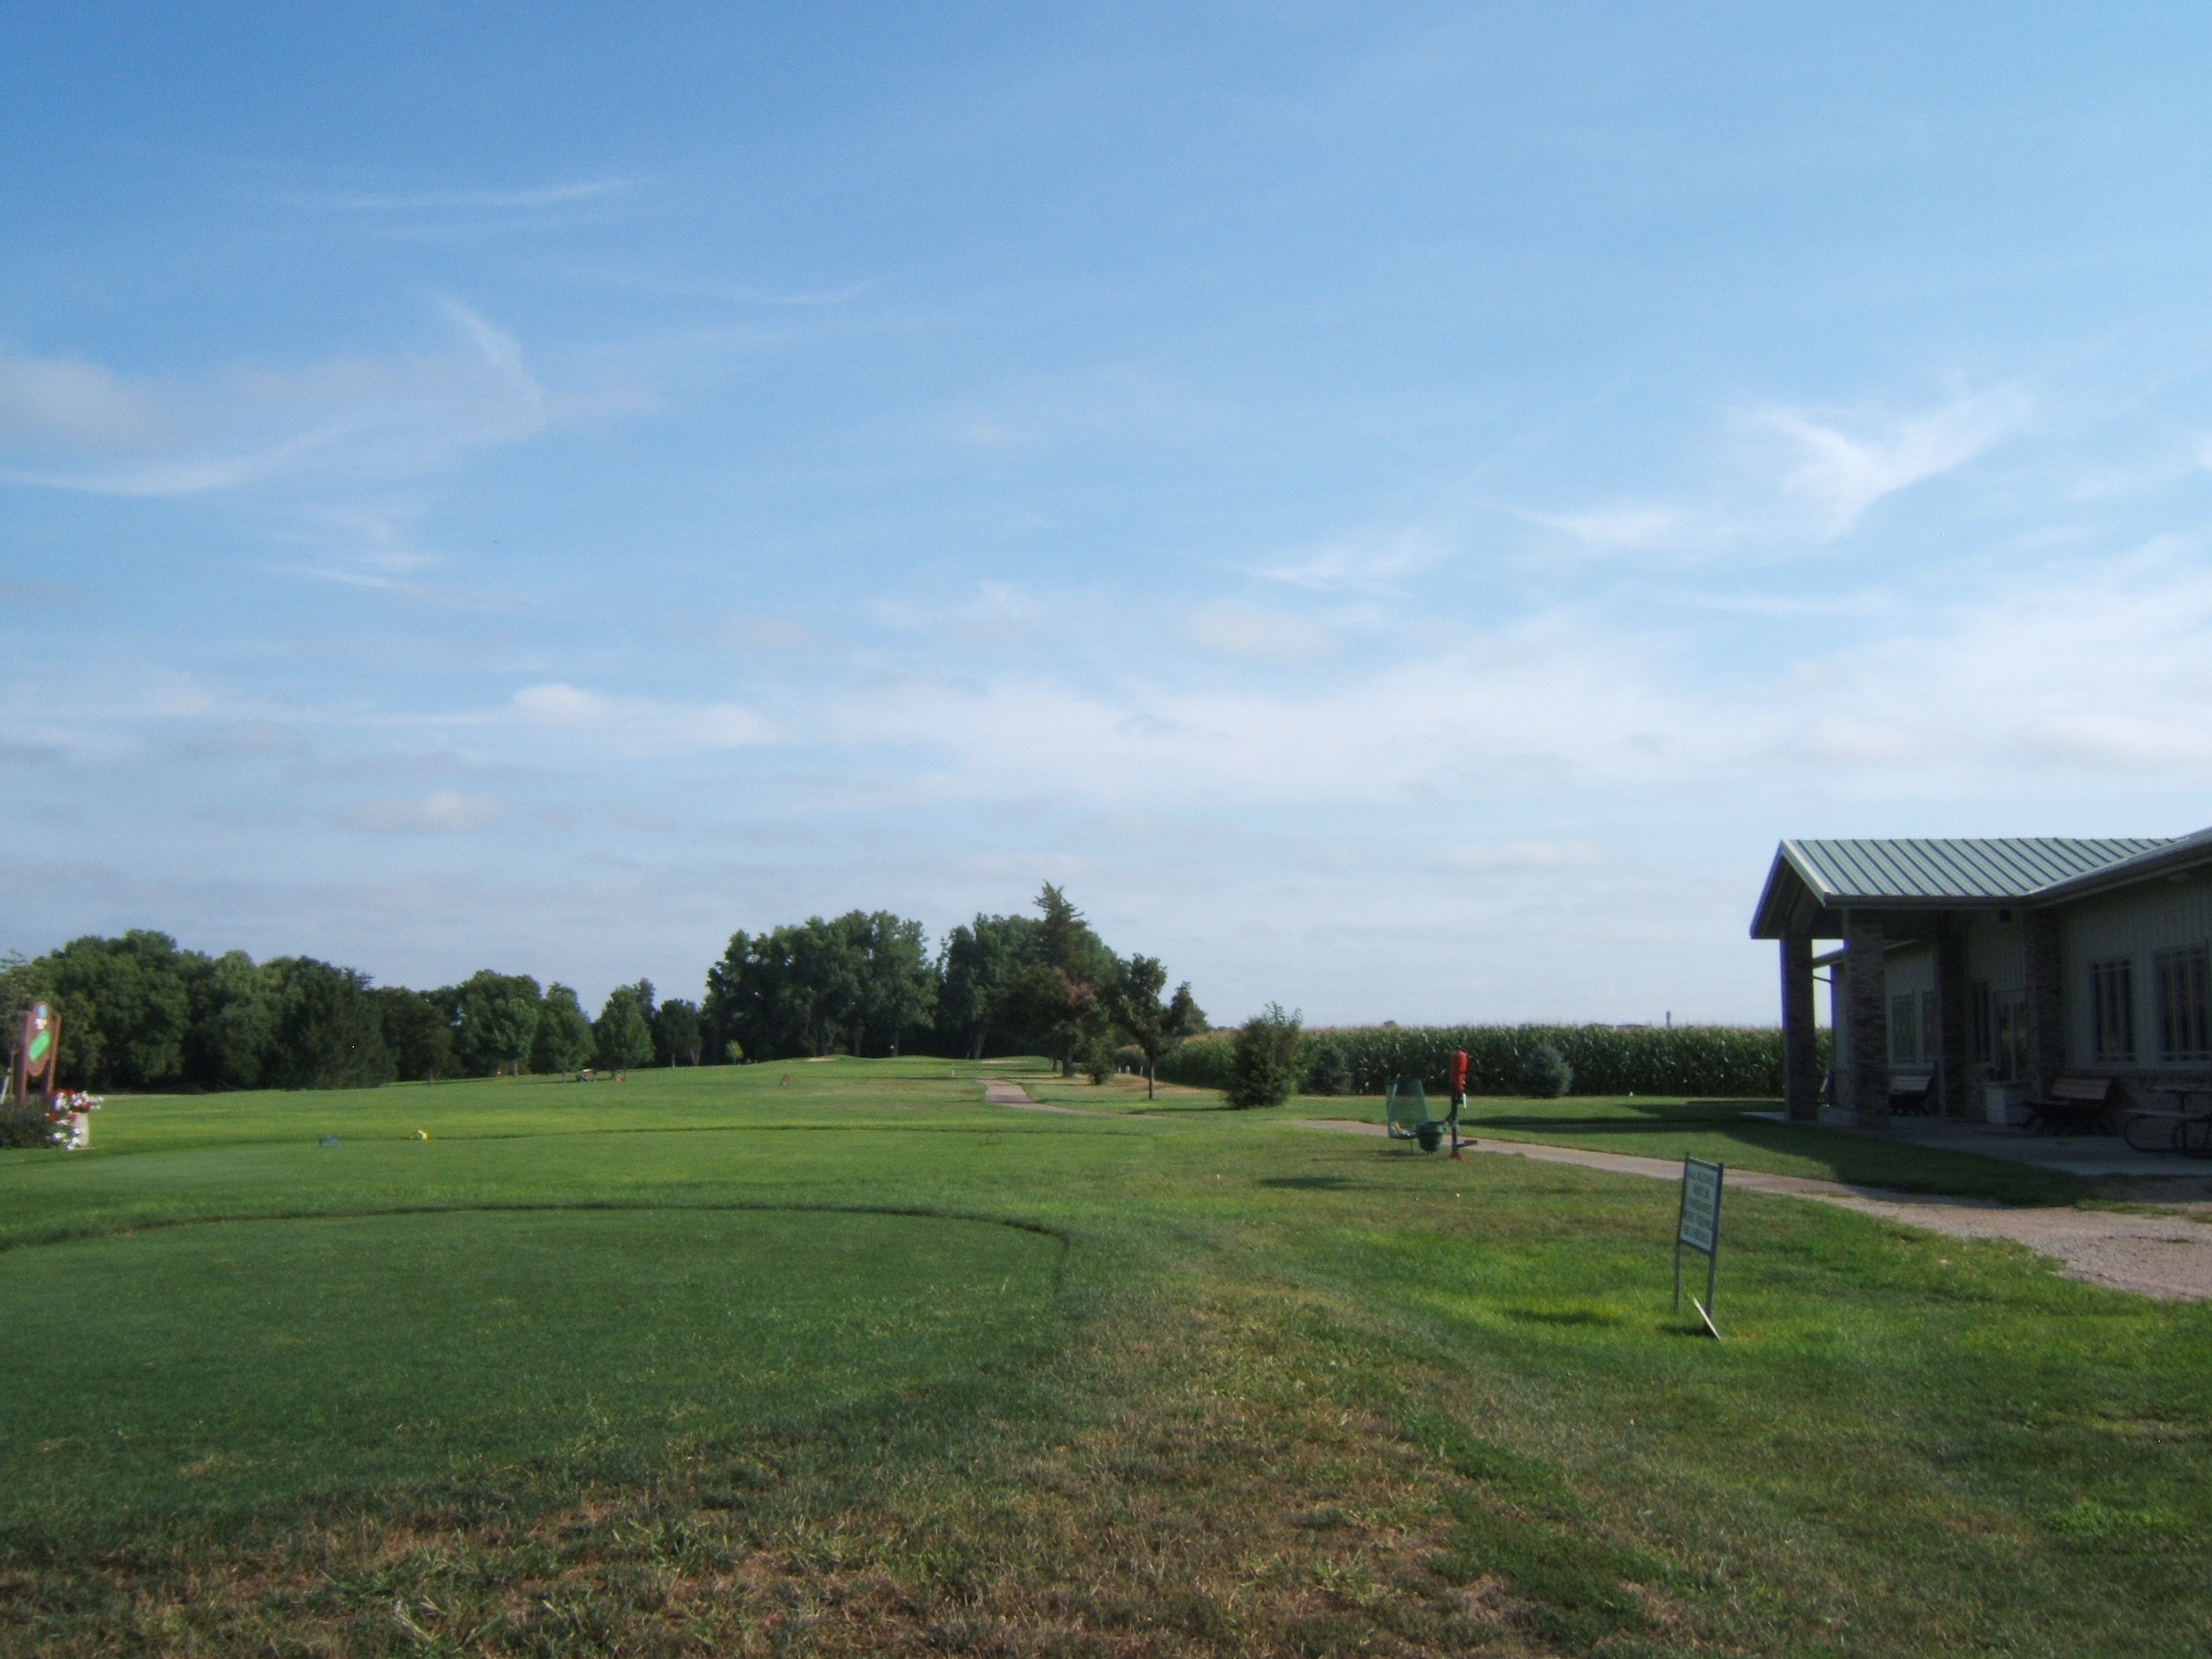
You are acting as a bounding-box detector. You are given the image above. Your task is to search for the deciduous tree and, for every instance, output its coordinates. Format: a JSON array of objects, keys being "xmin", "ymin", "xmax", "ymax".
[
  {"xmin": 454, "ymin": 970, "xmax": 542, "ymax": 1076},
  {"xmin": 1103, "ymin": 954, "xmax": 1207, "ymax": 1098},
  {"xmin": 593, "ymin": 985, "xmax": 656, "ymax": 1070},
  {"xmin": 531, "ymin": 984, "xmax": 596, "ymax": 1074},
  {"xmin": 654, "ymin": 997, "xmax": 702, "ymax": 1065}
]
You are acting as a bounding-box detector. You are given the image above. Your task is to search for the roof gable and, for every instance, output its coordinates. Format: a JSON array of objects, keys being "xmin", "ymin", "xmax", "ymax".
[{"xmin": 1749, "ymin": 835, "xmax": 2174, "ymax": 938}]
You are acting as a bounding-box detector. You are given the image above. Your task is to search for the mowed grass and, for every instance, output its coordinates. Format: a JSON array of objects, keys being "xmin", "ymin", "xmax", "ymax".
[
  {"xmin": 1063, "ymin": 1078, "xmax": 2087, "ymax": 1204},
  {"xmin": 1, "ymin": 1059, "xmax": 2207, "ymax": 1656},
  {"xmin": 1, "ymin": 1208, "xmax": 1057, "ymax": 1518}
]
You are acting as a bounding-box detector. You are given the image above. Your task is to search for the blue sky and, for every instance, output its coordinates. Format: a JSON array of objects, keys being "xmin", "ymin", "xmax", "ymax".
[{"xmin": 9, "ymin": 4, "xmax": 2212, "ymax": 1024}]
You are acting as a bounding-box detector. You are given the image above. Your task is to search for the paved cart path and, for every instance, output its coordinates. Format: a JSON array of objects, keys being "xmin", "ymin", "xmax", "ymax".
[
  {"xmin": 1295, "ymin": 1120, "xmax": 2212, "ymax": 1301},
  {"xmin": 982, "ymin": 1079, "xmax": 1121, "ymax": 1117}
]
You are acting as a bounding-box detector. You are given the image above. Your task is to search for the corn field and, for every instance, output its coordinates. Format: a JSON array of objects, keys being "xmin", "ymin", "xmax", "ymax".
[{"xmin": 1155, "ymin": 1022, "xmax": 1831, "ymax": 1099}]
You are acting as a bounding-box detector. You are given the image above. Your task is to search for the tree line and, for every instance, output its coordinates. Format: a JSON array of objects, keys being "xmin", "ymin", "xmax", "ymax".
[{"xmin": 1, "ymin": 886, "xmax": 1204, "ymax": 1095}]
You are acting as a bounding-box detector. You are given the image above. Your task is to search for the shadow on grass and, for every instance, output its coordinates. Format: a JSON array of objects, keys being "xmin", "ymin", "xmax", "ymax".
[
  {"xmin": 1254, "ymin": 1174, "xmax": 1363, "ymax": 1191},
  {"xmin": 1502, "ymin": 1307, "xmax": 1624, "ymax": 1328},
  {"xmin": 1469, "ymin": 1117, "xmax": 2085, "ymax": 1205},
  {"xmin": 1470, "ymin": 1097, "xmax": 1775, "ymax": 1127}
]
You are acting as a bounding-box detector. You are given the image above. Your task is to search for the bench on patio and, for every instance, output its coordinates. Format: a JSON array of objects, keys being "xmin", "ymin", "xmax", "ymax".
[
  {"xmin": 1889, "ymin": 1067, "xmax": 1938, "ymax": 1116},
  {"xmin": 2023, "ymin": 1076, "xmax": 2115, "ymax": 1135}
]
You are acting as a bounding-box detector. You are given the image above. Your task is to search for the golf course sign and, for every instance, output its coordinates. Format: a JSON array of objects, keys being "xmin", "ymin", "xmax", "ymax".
[{"xmin": 1674, "ymin": 1155, "xmax": 1724, "ymax": 1338}]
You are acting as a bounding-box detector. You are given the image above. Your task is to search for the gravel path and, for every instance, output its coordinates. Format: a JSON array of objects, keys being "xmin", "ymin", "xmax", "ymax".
[
  {"xmin": 1295, "ymin": 1120, "xmax": 2212, "ymax": 1301},
  {"xmin": 981, "ymin": 1080, "xmax": 1121, "ymax": 1117}
]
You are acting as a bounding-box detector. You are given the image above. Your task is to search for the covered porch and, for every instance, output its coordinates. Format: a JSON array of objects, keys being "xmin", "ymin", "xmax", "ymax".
[{"xmin": 1749, "ymin": 837, "xmax": 2159, "ymax": 1130}]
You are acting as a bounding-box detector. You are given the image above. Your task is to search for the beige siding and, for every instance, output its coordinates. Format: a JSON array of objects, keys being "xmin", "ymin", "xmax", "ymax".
[
  {"xmin": 2059, "ymin": 879, "xmax": 2212, "ymax": 1072},
  {"xmin": 1964, "ymin": 912, "xmax": 2025, "ymax": 998}
]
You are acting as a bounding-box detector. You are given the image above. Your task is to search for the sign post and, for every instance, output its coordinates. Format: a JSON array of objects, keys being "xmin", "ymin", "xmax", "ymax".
[
  {"xmin": 1674, "ymin": 1156, "xmax": 1724, "ymax": 1339},
  {"xmin": 1447, "ymin": 1047, "xmax": 1468, "ymax": 1159},
  {"xmin": 9, "ymin": 1001, "xmax": 60, "ymax": 1115}
]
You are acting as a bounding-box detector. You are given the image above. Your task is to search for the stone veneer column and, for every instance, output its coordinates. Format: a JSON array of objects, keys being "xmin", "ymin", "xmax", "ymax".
[
  {"xmin": 1844, "ymin": 909, "xmax": 1890, "ymax": 1130},
  {"xmin": 1781, "ymin": 934, "xmax": 1819, "ymax": 1121},
  {"xmin": 1935, "ymin": 917, "xmax": 1972, "ymax": 1118},
  {"xmin": 2023, "ymin": 908, "xmax": 2068, "ymax": 1097}
]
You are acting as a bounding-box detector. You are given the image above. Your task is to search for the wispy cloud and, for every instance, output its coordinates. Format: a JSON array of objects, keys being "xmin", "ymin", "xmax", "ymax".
[
  {"xmin": 502, "ymin": 684, "xmax": 776, "ymax": 752},
  {"xmin": 341, "ymin": 791, "xmax": 510, "ymax": 834},
  {"xmin": 1432, "ymin": 839, "xmax": 1604, "ymax": 874},
  {"xmin": 321, "ymin": 178, "xmax": 631, "ymax": 212},
  {"xmin": 0, "ymin": 300, "xmax": 565, "ymax": 498},
  {"xmin": 1756, "ymin": 385, "xmax": 2032, "ymax": 535},
  {"xmin": 1185, "ymin": 606, "xmax": 1338, "ymax": 664},
  {"xmin": 1251, "ymin": 524, "xmax": 1445, "ymax": 593},
  {"xmin": 1523, "ymin": 384, "xmax": 2035, "ymax": 560},
  {"xmin": 936, "ymin": 367, "xmax": 1216, "ymax": 452},
  {"xmin": 870, "ymin": 580, "xmax": 1044, "ymax": 644}
]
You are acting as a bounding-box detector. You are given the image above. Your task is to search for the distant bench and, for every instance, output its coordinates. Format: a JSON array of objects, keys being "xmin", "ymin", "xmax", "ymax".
[
  {"xmin": 2024, "ymin": 1076, "xmax": 2114, "ymax": 1135},
  {"xmin": 1889, "ymin": 1068, "xmax": 1938, "ymax": 1116}
]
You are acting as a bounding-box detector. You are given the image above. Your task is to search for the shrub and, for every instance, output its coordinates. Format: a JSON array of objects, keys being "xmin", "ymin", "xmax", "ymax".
[
  {"xmin": 1082, "ymin": 1037, "xmax": 1115, "ymax": 1084},
  {"xmin": 1305, "ymin": 1043, "xmax": 1352, "ymax": 1097},
  {"xmin": 0, "ymin": 1105, "xmax": 59, "ymax": 1149},
  {"xmin": 1519, "ymin": 1042, "xmax": 1573, "ymax": 1098},
  {"xmin": 1226, "ymin": 1004, "xmax": 1302, "ymax": 1109}
]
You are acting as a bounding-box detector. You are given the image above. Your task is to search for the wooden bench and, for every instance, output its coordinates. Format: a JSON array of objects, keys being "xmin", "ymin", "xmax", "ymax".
[
  {"xmin": 1889, "ymin": 1068, "xmax": 1938, "ymax": 1116},
  {"xmin": 2023, "ymin": 1076, "xmax": 2115, "ymax": 1135}
]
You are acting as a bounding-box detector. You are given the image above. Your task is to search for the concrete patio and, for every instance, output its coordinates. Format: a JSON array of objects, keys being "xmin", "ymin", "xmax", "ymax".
[{"xmin": 1750, "ymin": 1109, "xmax": 2197, "ymax": 1178}]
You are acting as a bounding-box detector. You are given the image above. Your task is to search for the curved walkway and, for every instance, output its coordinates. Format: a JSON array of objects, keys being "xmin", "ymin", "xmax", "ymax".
[
  {"xmin": 982, "ymin": 1079, "xmax": 1121, "ymax": 1118},
  {"xmin": 1295, "ymin": 1120, "xmax": 2212, "ymax": 1301}
]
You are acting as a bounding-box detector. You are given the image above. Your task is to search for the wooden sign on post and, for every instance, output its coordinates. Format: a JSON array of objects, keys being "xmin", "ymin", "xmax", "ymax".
[
  {"xmin": 9, "ymin": 1001, "xmax": 59, "ymax": 1112},
  {"xmin": 1674, "ymin": 1156, "xmax": 1724, "ymax": 1338}
]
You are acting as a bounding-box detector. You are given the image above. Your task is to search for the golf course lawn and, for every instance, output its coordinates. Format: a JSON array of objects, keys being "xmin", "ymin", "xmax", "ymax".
[{"xmin": 3, "ymin": 1062, "xmax": 2207, "ymax": 1656}]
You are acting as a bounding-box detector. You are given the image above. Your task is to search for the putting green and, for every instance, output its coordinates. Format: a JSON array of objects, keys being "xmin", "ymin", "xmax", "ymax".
[{"xmin": 0, "ymin": 1206, "xmax": 1060, "ymax": 1520}]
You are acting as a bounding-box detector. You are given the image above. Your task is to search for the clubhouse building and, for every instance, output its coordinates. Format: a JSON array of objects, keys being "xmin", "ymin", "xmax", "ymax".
[{"xmin": 1750, "ymin": 827, "xmax": 2212, "ymax": 1127}]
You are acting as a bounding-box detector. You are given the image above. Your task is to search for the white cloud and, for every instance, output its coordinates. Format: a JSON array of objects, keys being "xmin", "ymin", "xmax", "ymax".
[
  {"xmin": 1251, "ymin": 524, "xmax": 1446, "ymax": 593},
  {"xmin": 504, "ymin": 684, "xmax": 776, "ymax": 751},
  {"xmin": 1521, "ymin": 504, "xmax": 1681, "ymax": 553},
  {"xmin": 1525, "ymin": 385, "xmax": 2034, "ymax": 561},
  {"xmin": 0, "ymin": 300, "xmax": 567, "ymax": 498},
  {"xmin": 342, "ymin": 791, "xmax": 509, "ymax": 834},
  {"xmin": 0, "ymin": 349, "xmax": 168, "ymax": 450},
  {"xmin": 721, "ymin": 613, "xmax": 818, "ymax": 652},
  {"xmin": 870, "ymin": 580, "xmax": 1044, "ymax": 643},
  {"xmin": 1756, "ymin": 385, "xmax": 2032, "ymax": 535},
  {"xmin": 322, "ymin": 178, "xmax": 631, "ymax": 212},
  {"xmin": 1185, "ymin": 607, "xmax": 1338, "ymax": 664},
  {"xmin": 1433, "ymin": 839, "xmax": 1604, "ymax": 873}
]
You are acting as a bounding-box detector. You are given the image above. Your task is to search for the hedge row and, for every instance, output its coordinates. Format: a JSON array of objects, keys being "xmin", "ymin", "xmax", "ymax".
[{"xmin": 1155, "ymin": 1022, "xmax": 1831, "ymax": 1100}]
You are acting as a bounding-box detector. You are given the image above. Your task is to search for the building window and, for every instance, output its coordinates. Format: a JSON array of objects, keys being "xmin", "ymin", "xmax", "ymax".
[
  {"xmin": 2155, "ymin": 946, "xmax": 2212, "ymax": 1063},
  {"xmin": 1970, "ymin": 980, "xmax": 1992, "ymax": 1064},
  {"xmin": 2090, "ymin": 958, "xmax": 2136, "ymax": 1063},
  {"xmin": 1994, "ymin": 994, "xmax": 2029, "ymax": 1083},
  {"xmin": 1890, "ymin": 992, "xmax": 1918, "ymax": 1064},
  {"xmin": 1920, "ymin": 989, "xmax": 1938, "ymax": 1064}
]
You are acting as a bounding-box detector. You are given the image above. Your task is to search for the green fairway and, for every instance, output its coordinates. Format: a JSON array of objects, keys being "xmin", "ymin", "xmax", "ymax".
[
  {"xmin": 1111, "ymin": 1082, "xmax": 2089, "ymax": 1204},
  {"xmin": 1, "ymin": 1206, "xmax": 1057, "ymax": 1520},
  {"xmin": 3, "ymin": 1060, "xmax": 2208, "ymax": 1657}
]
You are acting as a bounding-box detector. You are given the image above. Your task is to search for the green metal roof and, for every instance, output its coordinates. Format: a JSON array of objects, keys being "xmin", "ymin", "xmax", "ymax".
[
  {"xmin": 1750, "ymin": 835, "xmax": 2174, "ymax": 938},
  {"xmin": 1784, "ymin": 836, "xmax": 2168, "ymax": 901}
]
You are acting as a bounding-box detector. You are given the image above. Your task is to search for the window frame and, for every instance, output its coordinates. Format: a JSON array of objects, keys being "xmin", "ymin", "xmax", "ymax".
[
  {"xmin": 1889, "ymin": 992, "xmax": 1919, "ymax": 1065},
  {"xmin": 2154, "ymin": 945, "xmax": 2212, "ymax": 1065},
  {"xmin": 2090, "ymin": 956, "xmax": 2137, "ymax": 1064}
]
